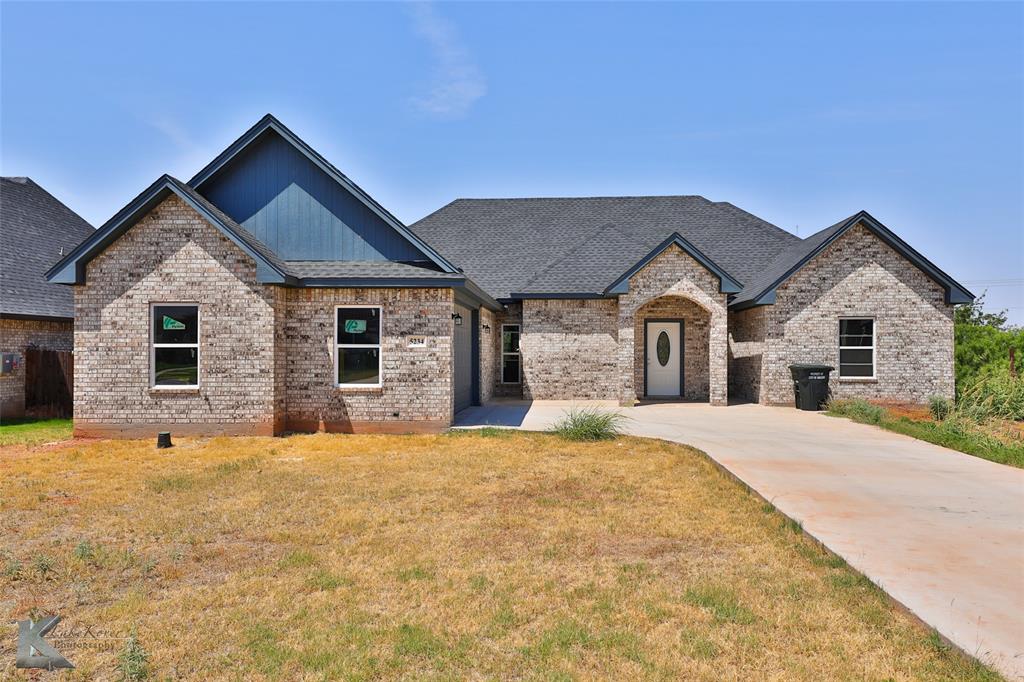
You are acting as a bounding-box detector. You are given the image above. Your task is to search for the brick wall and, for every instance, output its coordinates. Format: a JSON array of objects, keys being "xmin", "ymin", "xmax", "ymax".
[
  {"xmin": 758, "ymin": 223, "xmax": 954, "ymax": 404},
  {"xmin": 0, "ymin": 318, "xmax": 74, "ymax": 419},
  {"xmin": 73, "ymin": 195, "xmax": 279, "ymax": 436},
  {"xmin": 479, "ymin": 307, "xmax": 497, "ymax": 404},
  {"xmin": 618, "ymin": 245, "xmax": 729, "ymax": 405},
  {"xmin": 283, "ymin": 287, "xmax": 454, "ymax": 431},
  {"xmin": 520, "ymin": 298, "xmax": 619, "ymax": 400},
  {"xmin": 727, "ymin": 306, "xmax": 766, "ymax": 404}
]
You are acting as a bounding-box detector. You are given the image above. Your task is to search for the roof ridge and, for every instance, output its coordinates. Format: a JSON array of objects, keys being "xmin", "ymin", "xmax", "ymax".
[
  {"xmin": 709, "ymin": 201, "xmax": 798, "ymax": 244},
  {"xmin": 518, "ymin": 222, "xmax": 626, "ymax": 291},
  {"xmin": 448, "ymin": 195, "xmax": 711, "ymax": 202}
]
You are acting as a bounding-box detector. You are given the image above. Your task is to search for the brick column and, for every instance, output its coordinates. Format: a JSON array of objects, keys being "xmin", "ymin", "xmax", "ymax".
[
  {"xmin": 618, "ymin": 305, "xmax": 636, "ymax": 405},
  {"xmin": 709, "ymin": 308, "xmax": 729, "ymax": 406}
]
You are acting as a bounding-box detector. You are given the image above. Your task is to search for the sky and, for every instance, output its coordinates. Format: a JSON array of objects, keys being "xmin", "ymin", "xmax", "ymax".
[{"xmin": 2, "ymin": 1, "xmax": 1022, "ymax": 321}]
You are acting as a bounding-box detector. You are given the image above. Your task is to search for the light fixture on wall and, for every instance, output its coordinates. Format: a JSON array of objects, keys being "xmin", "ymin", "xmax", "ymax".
[
  {"xmin": 452, "ymin": 312, "xmax": 463, "ymax": 326},
  {"xmin": 482, "ymin": 324, "xmax": 491, "ymax": 332}
]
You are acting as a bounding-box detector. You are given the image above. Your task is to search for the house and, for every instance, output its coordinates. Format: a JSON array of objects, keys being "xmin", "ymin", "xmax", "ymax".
[
  {"xmin": 46, "ymin": 115, "xmax": 973, "ymax": 437},
  {"xmin": 1, "ymin": 177, "xmax": 95, "ymax": 419}
]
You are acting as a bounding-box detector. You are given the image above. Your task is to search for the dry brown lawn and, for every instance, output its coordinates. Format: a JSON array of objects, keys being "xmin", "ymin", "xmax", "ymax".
[{"xmin": 0, "ymin": 430, "xmax": 999, "ymax": 681}]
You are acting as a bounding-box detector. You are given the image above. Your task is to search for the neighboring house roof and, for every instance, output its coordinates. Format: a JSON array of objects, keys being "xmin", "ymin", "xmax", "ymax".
[
  {"xmin": 409, "ymin": 196, "xmax": 801, "ymax": 300},
  {"xmin": 1, "ymin": 177, "xmax": 94, "ymax": 320},
  {"xmin": 188, "ymin": 114, "xmax": 459, "ymax": 273},
  {"xmin": 730, "ymin": 211, "xmax": 975, "ymax": 308}
]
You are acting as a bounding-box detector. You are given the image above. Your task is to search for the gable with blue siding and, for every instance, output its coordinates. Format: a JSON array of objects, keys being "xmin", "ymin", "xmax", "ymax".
[{"xmin": 198, "ymin": 130, "xmax": 429, "ymax": 262}]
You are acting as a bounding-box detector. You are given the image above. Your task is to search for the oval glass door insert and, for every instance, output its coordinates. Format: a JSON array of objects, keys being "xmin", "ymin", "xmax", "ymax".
[{"xmin": 656, "ymin": 331, "xmax": 671, "ymax": 366}]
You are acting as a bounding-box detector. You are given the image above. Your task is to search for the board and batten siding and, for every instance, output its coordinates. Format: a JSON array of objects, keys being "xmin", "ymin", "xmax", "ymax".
[{"xmin": 198, "ymin": 131, "xmax": 427, "ymax": 262}]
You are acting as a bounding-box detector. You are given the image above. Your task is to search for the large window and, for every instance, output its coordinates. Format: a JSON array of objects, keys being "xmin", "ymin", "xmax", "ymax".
[
  {"xmin": 839, "ymin": 318, "xmax": 874, "ymax": 378},
  {"xmin": 151, "ymin": 304, "xmax": 199, "ymax": 387},
  {"xmin": 501, "ymin": 324, "xmax": 521, "ymax": 384},
  {"xmin": 336, "ymin": 306, "xmax": 381, "ymax": 386}
]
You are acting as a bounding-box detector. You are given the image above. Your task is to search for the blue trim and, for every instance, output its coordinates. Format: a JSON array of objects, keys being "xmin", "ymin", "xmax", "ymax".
[
  {"xmin": 471, "ymin": 308, "xmax": 481, "ymax": 406},
  {"xmin": 604, "ymin": 233, "xmax": 743, "ymax": 296},
  {"xmin": 731, "ymin": 211, "xmax": 975, "ymax": 309},
  {"xmin": 45, "ymin": 176, "xmax": 290, "ymax": 285},
  {"xmin": 188, "ymin": 115, "xmax": 460, "ymax": 274}
]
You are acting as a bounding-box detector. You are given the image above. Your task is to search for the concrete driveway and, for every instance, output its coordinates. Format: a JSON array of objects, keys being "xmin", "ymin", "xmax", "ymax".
[{"xmin": 456, "ymin": 400, "xmax": 1024, "ymax": 679}]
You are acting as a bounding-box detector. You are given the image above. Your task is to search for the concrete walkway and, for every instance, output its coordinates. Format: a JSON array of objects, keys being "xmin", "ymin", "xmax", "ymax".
[{"xmin": 455, "ymin": 400, "xmax": 1024, "ymax": 679}]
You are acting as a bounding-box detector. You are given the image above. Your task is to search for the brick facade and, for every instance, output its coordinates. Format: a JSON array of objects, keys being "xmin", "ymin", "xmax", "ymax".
[
  {"xmin": 282, "ymin": 287, "xmax": 454, "ymax": 432},
  {"xmin": 520, "ymin": 298, "xmax": 618, "ymax": 400},
  {"xmin": 70, "ymin": 201, "xmax": 955, "ymax": 432},
  {"xmin": 727, "ymin": 306, "xmax": 766, "ymax": 404},
  {"xmin": 618, "ymin": 245, "xmax": 729, "ymax": 405},
  {"xmin": 0, "ymin": 318, "xmax": 74, "ymax": 419},
  {"xmin": 478, "ymin": 307, "xmax": 497, "ymax": 404},
  {"xmin": 499, "ymin": 245, "xmax": 731, "ymax": 404},
  {"xmin": 733, "ymin": 224, "xmax": 955, "ymax": 405},
  {"xmin": 73, "ymin": 196, "xmax": 279, "ymax": 437},
  {"xmin": 70, "ymin": 196, "xmax": 459, "ymax": 437}
]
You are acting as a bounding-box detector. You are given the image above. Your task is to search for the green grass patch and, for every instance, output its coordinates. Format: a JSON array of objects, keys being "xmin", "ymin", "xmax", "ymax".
[
  {"xmin": 682, "ymin": 584, "xmax": 756, "ymax": 625},
  {"xmin": 145, "ymin": 474, "xmax": 194, "ymax": 493},
  {"xmin": 0, "ymin": 417, "xmax": 72, "ymax": 446}
]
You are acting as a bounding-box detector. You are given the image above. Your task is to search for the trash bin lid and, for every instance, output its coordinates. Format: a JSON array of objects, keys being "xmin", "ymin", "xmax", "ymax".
[{"xmin": 788, "ymin": 363, "xmax": 835, "ymax": 371}]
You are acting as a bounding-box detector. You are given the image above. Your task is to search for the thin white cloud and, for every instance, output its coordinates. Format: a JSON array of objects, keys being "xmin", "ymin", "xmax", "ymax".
[
  {"xmin": 408, "ymin": 2, "xmax": 486, "ymax": 118},
  {"xmin": 146, "ymin": 114, "xmax": 215, "ymax": 177}
]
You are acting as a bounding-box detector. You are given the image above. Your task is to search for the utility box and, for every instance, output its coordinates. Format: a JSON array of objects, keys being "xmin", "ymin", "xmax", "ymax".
[
  {"xmin": 1, "ymin": 353, "xmax": 18, "ymax": 375},
  {"xmin": 789, "ymin": 363, "xmax": 833, "ymax": 411}
]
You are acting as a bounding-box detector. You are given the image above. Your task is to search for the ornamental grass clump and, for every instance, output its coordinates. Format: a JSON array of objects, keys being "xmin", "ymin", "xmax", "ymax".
[
  {"xmin": 551, "ymin": 407, "xmax": 629, "ymax": 441},
  {"xmin": 826, "ymin": 399, "xmax": 884, "ymax": 425}
]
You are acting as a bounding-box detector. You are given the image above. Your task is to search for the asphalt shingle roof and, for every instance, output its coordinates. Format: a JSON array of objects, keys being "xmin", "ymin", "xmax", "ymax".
[
  {"xmin": 283, "ymin": 260, "xmax": 463, "ymax": 280},
  {"xmin": 409, "ymin": 196, "xmax": 802, "ymax": 300},
  {"xmin": 728, "ymin": 214, "xmax": 855, "ymax": 307},
  {"xmin": 1, "ymin": 177, "xmax": 94, "ymax": 318}
]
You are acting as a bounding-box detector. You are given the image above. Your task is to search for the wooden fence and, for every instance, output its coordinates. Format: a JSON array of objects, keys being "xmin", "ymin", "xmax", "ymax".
[{"xmin": 24, "ymin": 347, "xmax": 73, "ymax": 418}]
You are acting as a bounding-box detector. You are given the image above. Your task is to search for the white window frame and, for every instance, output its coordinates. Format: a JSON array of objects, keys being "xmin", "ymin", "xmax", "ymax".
[
  {"xmin": 150, "ymin": 302, "xmax": 200, "ymax": 389},
  {"xmin": 501, "ymin": 323, "xmax": 521, "ymax": 384},
  {"xmin": 838, "ymin": 317, "xmax": 875, "ymax": 380},
  {"xmin": 335, "ymin": 304, "xmax": 383, "ymax": 388}
]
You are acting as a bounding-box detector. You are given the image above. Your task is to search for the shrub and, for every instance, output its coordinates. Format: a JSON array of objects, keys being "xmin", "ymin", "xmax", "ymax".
[
  {"xmin": 551, "ymin": 407, "xmax": 628, "ymax": 441},
  {"xmin": 957, "ymin": 371, "xmax": 1024, "ymax": 422},
  {"xmin": 826, "ymin": 399, "xmax": 884, "ymax": 425},
  {"xmin": 117, "ymin": 634, "xmax": 149, "ymax": 681},
  {"xmin": 929, "ymin": 396, "xmax": 952, "ymax": 421}
]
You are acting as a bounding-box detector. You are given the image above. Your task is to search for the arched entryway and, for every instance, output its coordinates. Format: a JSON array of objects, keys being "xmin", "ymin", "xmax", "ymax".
[{"xmin": 634, "ymin": 295, "xmax": 713, "ymax": 401}]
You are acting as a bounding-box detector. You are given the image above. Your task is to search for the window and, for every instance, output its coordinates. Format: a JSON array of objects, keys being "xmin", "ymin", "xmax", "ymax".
[
  {"xmin": 501, "ymin": 324, "xmax": 521, "ymax": 384},
  {"xmin": 839, "ymin": 318, "xmax": 874, "ymax": 378},
  {"xmin": 151, "ymin": 304, "xmax": 199, "ymax": 387},
  {"xmin": 336, "ymin": 306, "xmax": 381, "ymax": 386}
]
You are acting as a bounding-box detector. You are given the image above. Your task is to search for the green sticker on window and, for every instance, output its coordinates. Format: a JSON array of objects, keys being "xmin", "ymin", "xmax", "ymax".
[
  {"xmin": 163, "ymin": 316, "xmax": 186, "ymax": 330},
  {"xmin": 344, "ymin": 319, "xmax": 367, "ymax": 334}
]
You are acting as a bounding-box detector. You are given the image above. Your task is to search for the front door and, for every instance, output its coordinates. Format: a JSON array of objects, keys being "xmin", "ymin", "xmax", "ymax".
[{"xmin": 646, "ymin": 321, "xmax": 682, "ymax": 397}]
